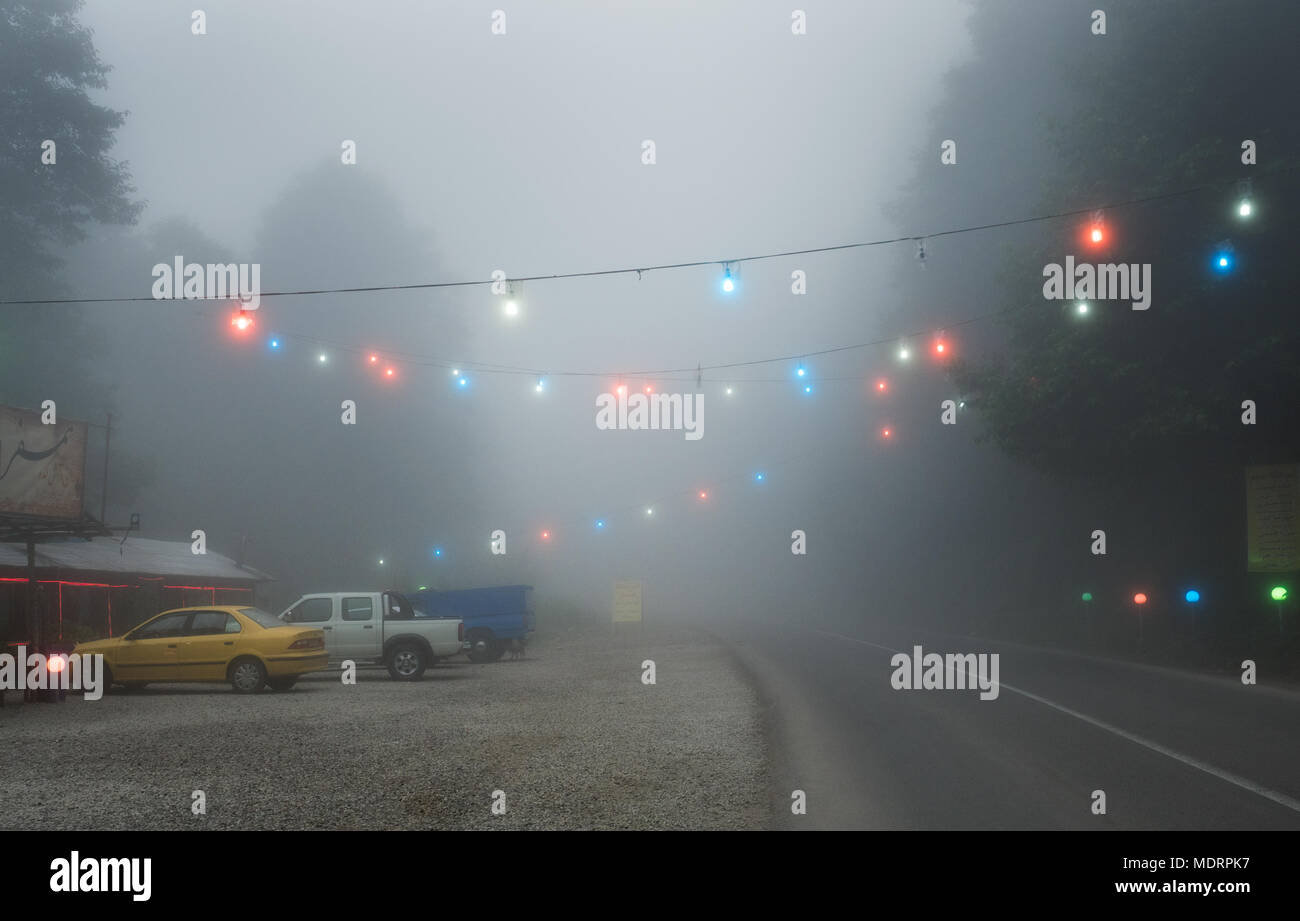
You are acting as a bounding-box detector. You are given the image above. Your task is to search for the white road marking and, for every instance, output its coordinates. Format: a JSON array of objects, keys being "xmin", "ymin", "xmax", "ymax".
[{"xmin": 814, "ymin": 628, "xmax": 1300, "ymax": 815}]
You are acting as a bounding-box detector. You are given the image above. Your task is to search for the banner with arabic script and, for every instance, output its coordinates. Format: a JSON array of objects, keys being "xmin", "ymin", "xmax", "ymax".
[{"xmin": 0, "ymin": 404, "xmax": 88, "ymax": 521}]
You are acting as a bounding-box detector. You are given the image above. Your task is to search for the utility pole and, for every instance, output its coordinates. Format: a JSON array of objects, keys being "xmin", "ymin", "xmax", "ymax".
[
  {"xmin": 99, "ymin": 412, "xmax": 112, "ymax": 523},
  {"xmin": 27, "ymin": 539, "xmax": 39, "ymax": 649}
]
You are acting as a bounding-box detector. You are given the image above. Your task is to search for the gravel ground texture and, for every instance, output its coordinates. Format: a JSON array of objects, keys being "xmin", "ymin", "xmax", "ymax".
[{"xmin": 0, "ymin": 622, "xmax": 768, "ymax": 830}]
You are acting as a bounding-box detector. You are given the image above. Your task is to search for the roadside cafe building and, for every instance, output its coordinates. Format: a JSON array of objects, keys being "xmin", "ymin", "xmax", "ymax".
[{"xmin": 0, "ymin": 536, "xmax": 272, "ymax": 650}]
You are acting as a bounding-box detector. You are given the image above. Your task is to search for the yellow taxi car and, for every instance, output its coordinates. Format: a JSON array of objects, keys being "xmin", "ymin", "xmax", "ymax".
[{"xmin": 73, "ymin": 605, "xmax": 328, "ymax": 693}]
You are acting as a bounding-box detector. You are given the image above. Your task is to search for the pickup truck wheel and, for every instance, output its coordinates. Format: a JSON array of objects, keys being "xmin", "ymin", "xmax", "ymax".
[
  {"xmin": 467, "ymin": 633, "xmax": 504, "ymax": 663},
  {"xmin": 229, "ymin": 658, "xmax": 267, "ymax": 693},
  {"xmin": 387, "ymin": 644, "xmax": 426, "ymax": 680}
]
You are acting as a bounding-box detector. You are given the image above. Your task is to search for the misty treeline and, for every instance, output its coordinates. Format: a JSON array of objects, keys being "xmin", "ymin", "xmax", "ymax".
[{"xmin": 888, "ymin": 0, "xmax": 1300, "ymax": 670}]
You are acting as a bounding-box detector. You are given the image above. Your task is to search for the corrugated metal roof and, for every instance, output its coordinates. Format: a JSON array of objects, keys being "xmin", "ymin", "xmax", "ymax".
[{"xmin": 0, "ymin": 537, "xmax": 273, "ymax": 581}]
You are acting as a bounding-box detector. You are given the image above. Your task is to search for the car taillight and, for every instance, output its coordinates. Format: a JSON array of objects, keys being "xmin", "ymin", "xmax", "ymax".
[{"xmin": 289, "ymin": 637, "xmax": 324, "ymax": 650}]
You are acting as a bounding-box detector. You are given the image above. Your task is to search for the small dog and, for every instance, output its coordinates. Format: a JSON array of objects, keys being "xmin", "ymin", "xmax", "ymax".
[{"xmin": 505, "ymin": 637, "xmax": 527, "ymax": 660}]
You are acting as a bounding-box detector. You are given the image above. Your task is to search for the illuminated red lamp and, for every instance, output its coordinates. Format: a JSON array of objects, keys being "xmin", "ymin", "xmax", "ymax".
[
  {"xmin": 1133, "ymin": 592, "xmax": 1148, "ymax": 605},
  {"xmin": 698, "ymin": 490, "xmax": 708, "ymax": 500},
  {"xmin": 384, "ymin": 367, "xmax": 395, "ymax": 378},
  {"xmin": 1085, "ymin": 211, "xmax": 1107, "ymax": 247},
  {"xmin": 881, "ymin": 427, "xmax": 893, "ymax": 439},
  {"xmin": 644, "ymin": 385, "xmax": 654, "ymax": 394},
  {"xmin": 541, "ymin": 530, "xmax": 551, "ymax": 540},
  {"xmin": 369, "ymin": 354, "xmax": 378, "ymax": 364},
  {"xmin": 875, "ymin": 379, "xmax": 888, "ymax": 393},
  {"xmin": 616, "ymin": 384, "xmax": 627, "ymax": 396},
  {"xmin": 231, "ymin": 310, "xmax": 253, "ymax": 331},
  {"xmin": 933, "ymin": 339, "xmax": 949, "ymax": 358}
]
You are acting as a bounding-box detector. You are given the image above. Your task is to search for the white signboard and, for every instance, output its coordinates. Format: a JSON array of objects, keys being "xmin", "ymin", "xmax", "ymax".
[{"xmin": 0, "ymin": 405, "xmax": 88, "ymax": 521}]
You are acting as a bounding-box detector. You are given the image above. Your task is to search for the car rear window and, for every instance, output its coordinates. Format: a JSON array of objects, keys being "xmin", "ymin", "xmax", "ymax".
[{"xmin": 239, "ymin": 607, "xmax": 287, "ymax": 629}]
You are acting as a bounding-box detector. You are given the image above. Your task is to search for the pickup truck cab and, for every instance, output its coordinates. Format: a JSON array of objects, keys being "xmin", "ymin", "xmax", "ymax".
[{"xmin": 278, "ymin": 591, "xmax": 462, "ymax": 680}]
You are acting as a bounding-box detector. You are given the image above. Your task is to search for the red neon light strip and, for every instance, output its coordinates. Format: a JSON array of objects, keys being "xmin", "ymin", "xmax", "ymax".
[
  {"xmin": 163, "ymin": 584, "xmax": 252, "ymax": 592},
  {"xmin": 0, "ymin": 578, "xmax": 248, "ymax": 591},
  {"xmin": 0, "ymin": 578, "xmax": 132, "ymax": 588}
]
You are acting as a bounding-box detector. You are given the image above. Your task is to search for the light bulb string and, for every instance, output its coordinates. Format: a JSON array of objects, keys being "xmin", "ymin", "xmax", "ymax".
[{"xmin": 1, "ymin": 169, "xmax": 1282, "ymax": 308}]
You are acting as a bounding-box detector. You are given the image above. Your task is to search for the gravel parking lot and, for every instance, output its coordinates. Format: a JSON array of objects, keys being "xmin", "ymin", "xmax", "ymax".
[{"xmin": 0, "ymin": 623, "xmax": 768, "ymax": 830}]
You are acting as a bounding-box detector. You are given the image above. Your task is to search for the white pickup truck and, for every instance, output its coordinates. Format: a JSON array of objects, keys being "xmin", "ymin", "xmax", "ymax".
[{"xmin": 278, "ymin": 591, "xmax": 462, "ymax": 680}]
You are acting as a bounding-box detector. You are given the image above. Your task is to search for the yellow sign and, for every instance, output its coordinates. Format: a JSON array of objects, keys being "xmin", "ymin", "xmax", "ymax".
[
  {"xmin": 1246, "ymin": 465, "xmax": 1300, "ymax": 572},
  {"xmin": 613, "ymin": 580, "xmax": 642, "ymax": 623}
]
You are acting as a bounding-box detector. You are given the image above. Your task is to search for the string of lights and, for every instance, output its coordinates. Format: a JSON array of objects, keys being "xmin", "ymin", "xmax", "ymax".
[{"xmin": 0, "ymin": 171, "xmax": 1273, "ymax": 308}]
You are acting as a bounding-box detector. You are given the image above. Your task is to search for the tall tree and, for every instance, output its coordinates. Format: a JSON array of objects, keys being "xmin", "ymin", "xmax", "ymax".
[
  {"xmin": 0, "ymin": 0, "xmax": 141, "ymax": 296},
  {"xmin": 0, "ymin": 0, "xmax": 141, "ymax": 416},
  {"xmin": 952, "ymin": 0, "xmax": 1300, "ymax": 478}
]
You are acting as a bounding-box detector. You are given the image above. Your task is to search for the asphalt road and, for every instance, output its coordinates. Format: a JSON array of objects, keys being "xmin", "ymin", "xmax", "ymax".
[{"xmin": 711, "ymin": 617, "xmax": 1300, "ymax": 830}]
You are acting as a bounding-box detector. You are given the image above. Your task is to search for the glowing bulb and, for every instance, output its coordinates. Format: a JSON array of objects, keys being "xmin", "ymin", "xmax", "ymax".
[
  {"xmin": 1081, "ymin": 592, "xmax": 1093, "ymax": 602},
  {"xmin": 881, "ymin": 427, "xmax": 892, "ymax": 439},
  {"xmin": 318, "ymin": 353, "xmax": 328, "ymax": 363},
  {"xmin": 595, "ymin": 519, "xmax": 605, "ymax": 529},
  {"xmin": 803, "ymin": 385, "xmax": 813, "ymax": 394},
  {"xmin": 535, "ymin": 378, "xmax": 545, "ymax": 393},
  {"xmin": 796, "ymin": 366, "xmax": 806, "ymax": 378},
  {"xmin": 898, "ymin": 346, "xmax": 911, "ymax": 362},
  {"xmin": 1212, "ymin": 240, "xmax": 1235, "ymax": 273},
  {"xmin": 698, "ymin": 490, "xmax": 708, "ymax": 500},
  {"xmin": 269, "ymin": 339, "xmax": 280, "ymax": 350},
  {"xmin": 457, "ymin": 377, "xmax": 468, "ymax": 388},
  {"xmin": 1271, "ymin": 585, "xmax": 1288, "ymax": 601},
  {"xmin": 721, "ymin": 266, "xmax": 735, "ymax": 293},
  {"xmin": 504, "ymin": 300, "xmax": 519, "ymax": 317},
  {"xmin": 645, "ymin": 507, "xmax": 654, "ymax": 516},
  {"xmin": 369, "ymin": 354, "xmax": 378, "ymax": 364},
  {"xmin": 1133, "ymin": 592, "xmax": 1147, "ymax": 605},
  {"xmin": 754, "ymin": 472, "xmax": 765, "ymax": 482},
  {"xmin": 1184, "ymin": 589, "xmax": 1200, "ymax": 603},
  {"xmin": 1238, "ymin": 200, "xmax": 1252, "ymax": 218},
  {"xmin": 725, "ymin": 387, "xmax": 733, "ymax": 395},
  {"xmin": 541, "ymin": 530, "xmax": 551, "ymax": 540},
  {"xmin": 385, "ymin": 367, "xmax": 395, "ymax": 378},
  {"xmin": 1090, "ymin": 226, "xmax": 1104, "ymax": 244},
  {"xmin": 1076, "ymin": 301, "xmax": 1089, "ymax": 315}
]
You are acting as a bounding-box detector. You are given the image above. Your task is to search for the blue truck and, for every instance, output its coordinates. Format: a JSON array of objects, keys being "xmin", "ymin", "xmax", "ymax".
[{"xmin": 408, "ymin": 585, "xmax": 534, "ymax": 662}]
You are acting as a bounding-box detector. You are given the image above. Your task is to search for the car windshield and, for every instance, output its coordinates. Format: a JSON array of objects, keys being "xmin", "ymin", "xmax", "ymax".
[{"xmin": 239, "ymin": 607, "xmax": 286, "ymax": 629}]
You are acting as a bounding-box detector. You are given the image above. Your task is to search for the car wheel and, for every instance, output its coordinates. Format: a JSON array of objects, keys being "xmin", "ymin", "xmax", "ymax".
[
  {"xmin": 386, "ymin": 643, "xmax": 426, "ymax": 680},
  {"xmin": 229, "ymin": 658, "xmax": 267, "ymax": 693},
  {"xmin": 466, "ymin": 632, "xmax": 502, "ymax": 663},
  {"xmin": 266, "ymin": 677, "xmax": 298, "ymax": 691}
]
